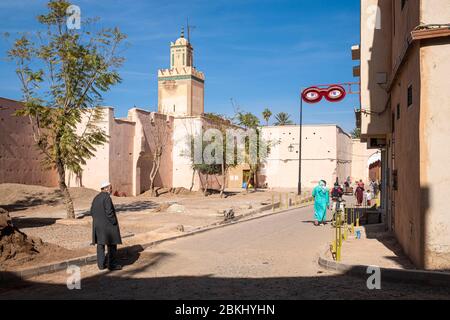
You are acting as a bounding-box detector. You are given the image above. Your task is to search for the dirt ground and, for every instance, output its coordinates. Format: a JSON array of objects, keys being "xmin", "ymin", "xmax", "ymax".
[
  {"xmin": 0, "ymin": 206, "xmax": 89, "ymax": 272},
  {"xmin": 0, "ymin": 183, "xmax": 308, "ymax": 271}
]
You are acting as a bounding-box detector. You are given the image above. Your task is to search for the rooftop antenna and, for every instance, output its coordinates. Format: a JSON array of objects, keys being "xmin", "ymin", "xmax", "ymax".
[{"xmin": 186, "ymin": 17, "xmax": 196, "ymax": 43}]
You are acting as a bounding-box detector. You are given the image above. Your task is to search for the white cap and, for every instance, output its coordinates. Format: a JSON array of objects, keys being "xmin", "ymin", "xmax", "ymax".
[{"xmin": 100, "ymin": 181, "xmax": 111, "ymax": 189}]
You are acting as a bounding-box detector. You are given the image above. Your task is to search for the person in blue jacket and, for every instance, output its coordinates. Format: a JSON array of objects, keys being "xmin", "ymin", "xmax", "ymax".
[{"xmin": 312, "ymin": 180, "xmax": 330, "ymax": 226}]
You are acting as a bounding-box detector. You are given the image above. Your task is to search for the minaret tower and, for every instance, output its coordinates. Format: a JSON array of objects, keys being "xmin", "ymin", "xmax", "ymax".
[{"xmin": 158, "ymin": 28, "xmax": 205, "ymax": 116}]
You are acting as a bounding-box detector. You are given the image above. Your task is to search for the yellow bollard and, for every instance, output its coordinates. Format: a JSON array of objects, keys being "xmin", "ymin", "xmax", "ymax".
[
  {"xmin": 356, "ymin": 207, "xmax": 360, "ymax": 227},
  {"xmin": 272, "ymin": 194, "xmax": 275, "ymax": 212},
  {"xmin": 336, "ymin": 213, "xmax": 342, "ymax": 261},
  {"xmin": 279, "ymin": 194, "xmax": 282, "ymax": 210},
  {"xmin": 286, "ymin": 193, "xmax": 290, "ymax": 208},
  {"xmin": 351, "ymin": 207, "xmax": 355, "ymax": 234},
  {"xmin": 334, "ymin": 217, "xmax": 338, "ymax": 260}
]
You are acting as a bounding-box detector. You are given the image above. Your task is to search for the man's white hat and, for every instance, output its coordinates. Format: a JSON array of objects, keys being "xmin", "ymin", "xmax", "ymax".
[{"xmin": 100, "ymin": 181, "xmax": 111, "ymax": 189}]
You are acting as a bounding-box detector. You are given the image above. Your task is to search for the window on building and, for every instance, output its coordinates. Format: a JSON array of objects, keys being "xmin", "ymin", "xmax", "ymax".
[
  {"xmin": 171, "ymin": 54, "xmax": 174, "ymax": 66},
  {"xmin": 407, "ymin": 85, "xmax": 413, "ymax": 107},
  {"xmin": 396, "ymin": 104, "xmax": 400, "ymax": 120},
  {"xmin": 401, "ymin": 0, "xmax": 407, "ymax": 10},
  {"xmin": 391, "ymin": 112, "xmax": 395, "ymax": 133}
]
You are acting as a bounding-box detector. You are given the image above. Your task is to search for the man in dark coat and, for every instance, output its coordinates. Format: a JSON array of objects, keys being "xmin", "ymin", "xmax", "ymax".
[{"xmin": 90, "ymin": 182, "xmax": 122, "ymax": 271}]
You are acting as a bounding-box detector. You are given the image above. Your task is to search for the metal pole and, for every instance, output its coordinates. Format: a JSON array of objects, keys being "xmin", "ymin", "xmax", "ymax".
[{"xmin": 298, "ymin": 93, "xmax": 303, "ymax": 196}]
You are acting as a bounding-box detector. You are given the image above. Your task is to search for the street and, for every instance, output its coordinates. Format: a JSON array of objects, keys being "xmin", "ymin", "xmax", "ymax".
[{"xmin": 1, "ymin": 206, "xmax": 450, "ymax": 299}]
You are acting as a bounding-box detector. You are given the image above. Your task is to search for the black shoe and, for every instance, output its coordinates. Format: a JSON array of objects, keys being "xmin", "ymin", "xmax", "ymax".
[
  {"xmin": 108, "ymin": 264, "xmax": 123, "ymax": 271},
  {"xmin": 98, "ymin": 264, "xmax": 107, "ymax": 271}
]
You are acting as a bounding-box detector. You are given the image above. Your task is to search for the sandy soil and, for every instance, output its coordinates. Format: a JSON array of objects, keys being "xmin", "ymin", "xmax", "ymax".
[
  {"xmin": 0, "ymin": 206, "xmax": 90, "ymax": 272},
  {"xmin": 0, "ymin": 184, "xmax": 99, "ymax": 214}
]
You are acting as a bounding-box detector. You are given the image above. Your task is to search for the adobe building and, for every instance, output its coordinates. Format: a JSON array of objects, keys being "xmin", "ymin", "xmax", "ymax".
[
  {"xmin": 71, "ymin": 31, "xmax": 240, "ymax": 195},
  {"xmin": 1, "ymin": 30, "xmax": 373, "ymax": 198},
  {"xmin": 158, "ymin": 28, "xmax": 205, "ymax": 117},
  {"xmin": 354, "ymin": 0, "xmax": 450, "ymax": 269},
  {"xmin": 261, "ymin": 125, "xmax": 375, "ymax": 190},
  {"xmin": 66, "ymin": 107, "xmax": 174, "ymax": 197}
]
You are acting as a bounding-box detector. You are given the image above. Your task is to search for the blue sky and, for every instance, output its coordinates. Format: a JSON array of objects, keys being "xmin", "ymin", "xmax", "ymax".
[{"xmin": 0, "ymin": 0, "xmax": 361, "ymax": 132}]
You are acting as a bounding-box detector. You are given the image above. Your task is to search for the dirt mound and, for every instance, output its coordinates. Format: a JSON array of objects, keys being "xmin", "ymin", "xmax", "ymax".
[
  {"xmin": 0, "ymin": 207, "xmax": 85, "ymax": 271},
  {"xmin": 0, "ymin": 184, "xmax": 62, "ymax": 209},
  {"xmin": 139, "ymin": 187, "xmax": 200, "ymax": 198},
  {"xmin": 172, "ymin": 187, "xmax": 200, "ymax": 196},
  {"xmin": 0, "ymin": 207, "xmax": 41, "ymax": 268},
  {"xmin": 0, "ymin": 183, "xmax": 99, "ymax": 210},
  {"xmin": 67, "ymin": 187, "xmax": 99, "ymax": 202}
]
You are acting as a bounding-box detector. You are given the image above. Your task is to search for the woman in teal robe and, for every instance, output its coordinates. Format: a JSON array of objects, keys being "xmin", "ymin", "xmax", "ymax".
[{"xmin": 312, "ymin": 180, "xmax": 330, "ymax": 225}]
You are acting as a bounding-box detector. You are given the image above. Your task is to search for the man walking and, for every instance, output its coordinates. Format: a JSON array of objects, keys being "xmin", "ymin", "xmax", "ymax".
[{"xmin": 91, "ymin": 182, "xmax": 122, "ymax": 271}]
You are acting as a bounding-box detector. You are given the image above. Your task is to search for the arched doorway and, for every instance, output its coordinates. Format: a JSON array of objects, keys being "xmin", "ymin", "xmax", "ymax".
[{"xmin": 136, "ymin": 153, "xmax": 152, "ymax": 195}]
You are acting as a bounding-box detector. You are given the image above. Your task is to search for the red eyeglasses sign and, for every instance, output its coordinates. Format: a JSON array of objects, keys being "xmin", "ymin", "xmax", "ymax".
[{"xmin": 301, "ymin": 85, "xmax": 347, "ymax": 104}]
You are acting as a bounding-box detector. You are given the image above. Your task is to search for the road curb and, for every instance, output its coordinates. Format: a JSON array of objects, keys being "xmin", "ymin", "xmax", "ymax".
[
  {"xmin": 1, "ymin": 199, "xmax": 313, "ymax": 284},
  {"xmin": 318, "ymin": 251, "xmax": 450, "ymax": 287}
]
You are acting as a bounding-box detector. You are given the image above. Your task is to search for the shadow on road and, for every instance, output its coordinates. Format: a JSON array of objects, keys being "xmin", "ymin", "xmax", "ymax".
[
  {"xmin": 2, "ymin": 260, "xmax": 450, "ymax": 299},
  {"xmin": 76, "ymin": 201, "xmax": 160, "ymax": 218},
  {"xmin": 12, "ymin": 217, "xmax": 60, "ymax": 229}
]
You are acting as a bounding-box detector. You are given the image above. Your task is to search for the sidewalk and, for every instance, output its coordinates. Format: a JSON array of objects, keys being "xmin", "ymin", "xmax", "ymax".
[
  {"xmin": 322, "ymin": 194, "xmax": 415, "ymax": 270},
  {"xmin": 318, "ymin": 223, "xmax": 450, "ymax": 287},
  {"xmin": 328, "ymin": 224, "xmax": 415, "ymax": 270}
]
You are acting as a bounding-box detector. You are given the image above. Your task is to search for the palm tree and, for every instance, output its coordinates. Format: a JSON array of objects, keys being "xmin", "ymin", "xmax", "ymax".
[
  {"xmin": 274, "ymin": 112, "xmax": 294, "ymax": 126},
  {"xmin": 350, "ymin": 128, "xmax": 361, "ymax": 139},
  {"xmin": 262, "ymin": 108, "xmax": 272, "ymax": 126}
]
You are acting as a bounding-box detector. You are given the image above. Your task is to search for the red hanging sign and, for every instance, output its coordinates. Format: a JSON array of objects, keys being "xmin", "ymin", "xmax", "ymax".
[{"xmin": 301, "ymin": 85, "xmax": 347, "ymax": 104}]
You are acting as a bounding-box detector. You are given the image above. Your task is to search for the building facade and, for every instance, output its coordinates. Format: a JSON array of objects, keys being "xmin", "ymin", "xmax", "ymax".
[
  {"xmin": 1, "ymin": 31, "xmax": 374, "ymax": 201},
  {"xmin": 158, "ymin": 30, "xmax": 205, "ymax": 117},
  {"xmin": 261, "ymin": 125, "xmax": 374, "ymax": 190},
  {"xmin": 355, "ymin": 0, "xmax": 450, "ymax": 269}
]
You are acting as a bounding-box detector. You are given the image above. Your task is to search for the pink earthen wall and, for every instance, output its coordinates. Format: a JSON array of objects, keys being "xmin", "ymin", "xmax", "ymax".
[
  {"xmin": 109, "ymin": 118, "xmax": 135, "ymax": 196},
  {"xmin": 0, "ymin": 98, "xmax": 58, "ymax": 187},
  {"xmin": 128, "ymin": 109, "xmax": 174, "ymax": 194}
]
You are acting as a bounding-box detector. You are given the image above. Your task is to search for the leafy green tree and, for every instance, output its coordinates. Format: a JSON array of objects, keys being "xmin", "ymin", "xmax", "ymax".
[
  {"xmin": 234, "ymin": 111, "xmax": 271, "ymax": 192},
  {"xmin": 274, "ymin": 112, "xmax": 294, "ymax": 126},
  {"xmin": 262, "ymin": 108, "xmax": 272, "ymax": 126},
  {"xmin": 204, "ymin": 113, "xmax": 238, "ymax": 197},
  {"xmin": 184, "ymin": 113, "xmax": 238, "ymax": 197},
  {"xmin": 185, "ymin": 133, "xmax": 222, "ymax": 197},
  {"xmin": 7, "ymin": 0, "xmax": 126, "ymax": 219}
]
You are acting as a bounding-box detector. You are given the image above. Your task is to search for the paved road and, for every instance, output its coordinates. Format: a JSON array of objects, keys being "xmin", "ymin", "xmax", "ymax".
[{"xmin": 1, "ymin": 206, "xmax": 450, "ymax": 299}]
